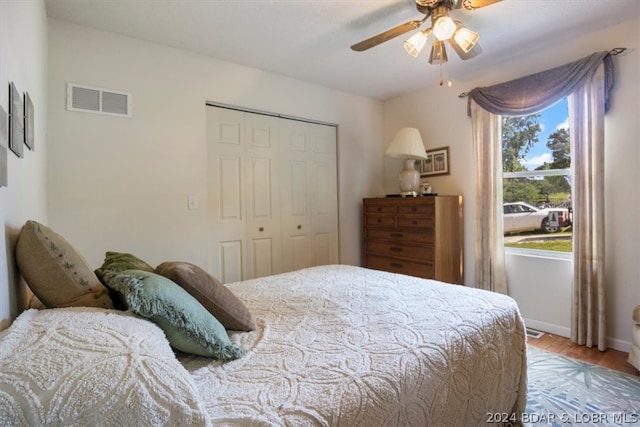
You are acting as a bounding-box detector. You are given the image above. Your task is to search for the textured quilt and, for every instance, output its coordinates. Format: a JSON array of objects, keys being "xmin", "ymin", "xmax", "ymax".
[
  {"xmin": 180, "ymin": 265, "xmax": 528, "ymax": 427},
  {"xmin": 0, "ymin": 308, "xmax": 208, "ymax": 427}
]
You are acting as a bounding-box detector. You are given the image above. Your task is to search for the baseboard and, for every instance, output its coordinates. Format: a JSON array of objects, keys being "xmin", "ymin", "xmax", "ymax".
[
  {"xmin": 607, "ymin": 337, "xmax": 632, "ymax": 353},
  {"xmin": 523, "ymin": 318, "xmax": 570, "ymax": 338},
  {"xmin": 523, "ymin": 317, "xmax": 632, "ymax": 352}
]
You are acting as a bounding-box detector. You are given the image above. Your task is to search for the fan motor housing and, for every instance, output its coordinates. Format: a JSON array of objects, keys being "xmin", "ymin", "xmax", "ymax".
[{"xmin": 415, "ymin": 0, "xmax": 441, "ymax": 7}]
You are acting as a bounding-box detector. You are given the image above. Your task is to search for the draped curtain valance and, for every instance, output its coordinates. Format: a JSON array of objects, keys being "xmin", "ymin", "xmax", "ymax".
[{"xmin": 467, "ymin": 51, "xmax": 613, "ymax": 116}]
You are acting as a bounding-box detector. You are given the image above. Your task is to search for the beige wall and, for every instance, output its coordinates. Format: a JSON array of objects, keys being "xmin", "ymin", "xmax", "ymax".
[
  {"xmin": 0, "ymin": 0, "xmax": 49, "ymax": 325},
  {"xmin": 46, "ymin": 20, "xmax": 384, "ymax": 273},
  {"xmin": 383, "ymin": 17, "xmax": 640, "ymax": 350}
]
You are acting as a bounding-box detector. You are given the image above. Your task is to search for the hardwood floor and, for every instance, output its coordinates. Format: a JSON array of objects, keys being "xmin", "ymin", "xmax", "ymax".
[{"xmin": 527, "ymin": 331, "xmax": 640, "ymax": 376}]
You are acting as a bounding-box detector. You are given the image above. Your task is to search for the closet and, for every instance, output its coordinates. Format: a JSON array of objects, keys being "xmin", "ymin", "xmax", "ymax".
[{"xmin": 206, "ymin": 105, "xmax": 338, "ymax": 283}]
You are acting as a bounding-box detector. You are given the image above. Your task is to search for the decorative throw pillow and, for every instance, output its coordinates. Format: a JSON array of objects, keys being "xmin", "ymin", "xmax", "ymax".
[
  {"xmin": 155, "ymin": 261, "xmax": 256, "ymax": 331},
  {"xmin": 94, "ymin": 251, "xmax": 155, "ymax": 280},
  {"xmin": 103, "ymin": 269, "xmax": 244, "ymax": 360},
  {"xmin": 0, "ymin": 307, "xmax": 209, "ymax": 426},
  {"xmin": 15, "ymin": 220, "xmax": 113, "ymax": 309}
]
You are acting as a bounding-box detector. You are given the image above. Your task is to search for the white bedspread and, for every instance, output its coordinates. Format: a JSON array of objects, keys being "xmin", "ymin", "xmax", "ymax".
[{"xmin": 179, "ymin": 265, "xmax": 527, "ymax": 427}]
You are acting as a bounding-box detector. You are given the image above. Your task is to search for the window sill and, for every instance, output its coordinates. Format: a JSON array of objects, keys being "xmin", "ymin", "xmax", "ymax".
[{"xmin": 505, "ymin": 246, "xmax": 573, "ymax": 261}]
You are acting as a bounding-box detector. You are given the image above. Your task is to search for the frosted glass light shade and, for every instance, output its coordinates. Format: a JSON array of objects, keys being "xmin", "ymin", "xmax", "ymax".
[
  {"xmin": 428, "ymin": 40, "xmax": 448, "ymax": 64},
  {"xmin": 404, "ymin": 28, "xmax": 432, "ymax": 58},
  {"xmin": 433, "ymin": 15, "xmax": 456, "ymax": 40},
  {"xmin": 452, "ymin": 22, "xmax": 479, "ymax": 53}
]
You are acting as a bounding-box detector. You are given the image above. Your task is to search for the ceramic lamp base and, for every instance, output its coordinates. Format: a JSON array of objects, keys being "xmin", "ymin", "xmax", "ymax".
[{"xmin": 398, "ymin": 159, "xmax": 421, "ymax": 195}]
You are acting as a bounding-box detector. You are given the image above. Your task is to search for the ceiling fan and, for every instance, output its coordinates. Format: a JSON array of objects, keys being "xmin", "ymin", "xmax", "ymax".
[{"xmin": 351, "ymin": 0, "xmax": 501, "ymax": 66}]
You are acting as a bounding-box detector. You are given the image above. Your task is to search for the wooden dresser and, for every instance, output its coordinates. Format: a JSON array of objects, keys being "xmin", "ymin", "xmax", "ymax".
[{"xmin": 362, "ymin": 196, "xmax": 463, "ymax": 284}]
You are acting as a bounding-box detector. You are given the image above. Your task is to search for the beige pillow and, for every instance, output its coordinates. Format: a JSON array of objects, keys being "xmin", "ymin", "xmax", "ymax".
[
  {"xmin": 15, "ymin": 220, "xmax": 113, "ymax": 309},
  {"xmin": 155, "ymin": 261, "xmax": 255, "ymax": 331}
]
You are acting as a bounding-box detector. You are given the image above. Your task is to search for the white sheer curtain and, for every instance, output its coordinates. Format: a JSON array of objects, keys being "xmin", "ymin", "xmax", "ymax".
[
  {"xmin": 569, "ymin": 64, "xmax": 607, "ymax": 350},
  {"xmin": 470, "ymin": 100, "xmax": 507, "ymax": 294}
]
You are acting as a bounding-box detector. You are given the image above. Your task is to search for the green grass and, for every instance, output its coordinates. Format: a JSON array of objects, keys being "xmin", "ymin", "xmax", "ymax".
[
  {"xmin": 505, "ymin": 227, "xmax": 573, "ymax": 252},
  {"xmin": 505, "ymin": 240, "xmax": 572, "ymax": 252}
]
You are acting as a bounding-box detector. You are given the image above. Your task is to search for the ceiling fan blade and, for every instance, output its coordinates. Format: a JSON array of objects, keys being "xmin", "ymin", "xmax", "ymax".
[
  {"xmin": 351, "ymin": 17, "xmax": 428, "ymax": 52},
  {"xmin": 452, "ymin": 0, "xmax": 502, "ymax": 9}
]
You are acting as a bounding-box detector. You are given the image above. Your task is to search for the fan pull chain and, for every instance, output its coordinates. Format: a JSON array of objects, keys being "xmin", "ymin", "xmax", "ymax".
[{"xmin": 438, "ymin": 56, "xmax": 452, "ymax": 87}]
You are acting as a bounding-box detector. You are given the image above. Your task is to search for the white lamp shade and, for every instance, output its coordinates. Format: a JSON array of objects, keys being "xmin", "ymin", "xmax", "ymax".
[{"xmin": 385, "ymin": 128, "xmax": 428, "ymax": 160}]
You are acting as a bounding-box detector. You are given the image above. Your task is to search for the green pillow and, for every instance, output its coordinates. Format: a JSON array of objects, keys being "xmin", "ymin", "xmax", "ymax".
[
  {"xmin": 95, "ymin": 251, "xmax": 154, "ymax": 280},
  {"xmin": 103, "ymin": 269, "xmax": 244, "ymax": 361}
]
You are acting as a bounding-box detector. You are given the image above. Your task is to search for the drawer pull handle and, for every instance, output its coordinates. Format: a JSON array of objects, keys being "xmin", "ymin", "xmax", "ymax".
[
  {"xmin": 259, "ymin": 227, "xmax": 264, "ymax": 232},
  {"xmin": 297, "ymin": 225, "xmax": 302, "ymax": 230},
  {"xmin": 389, "ymin": 247, "xmax": 403, "ymax": 252},
  {"xmin": 390, "ymin": 262, "xmax": 403, "ymax": 268},
  {"xmin": 390, "ymin": 233, "xmax": 403, "ymax": 238}
]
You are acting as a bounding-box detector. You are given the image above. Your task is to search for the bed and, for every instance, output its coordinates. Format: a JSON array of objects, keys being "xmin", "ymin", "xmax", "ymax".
[
  {"xmin": 181, "ymin": 265, "xmax": 527, "ymax": 426},
  {"xmin": 1, "ymin": 221, "xmax": 527, "ymax": 426},
  {"xmin": 1, "ymin": 265, "xmax": 527, "ymax": 426}
]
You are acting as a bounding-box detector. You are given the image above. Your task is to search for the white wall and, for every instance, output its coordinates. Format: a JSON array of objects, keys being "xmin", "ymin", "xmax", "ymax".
[
  {"xmin": 383, "ymin": 17, "xmax": 640, "ymax": 351},
  {"xmin": 0, "ymin": 0, "xmax": 49, "ymax": 327},
  {"xmin": 505, "ymin": 251, "xmax": 572, "ymax": 338},
  {"xmin": 46, "ymin": 20, "xmax": 384, "ymax": 274}
]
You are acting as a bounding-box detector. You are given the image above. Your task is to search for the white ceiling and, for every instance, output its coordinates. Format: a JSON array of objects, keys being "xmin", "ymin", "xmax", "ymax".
[{"xmin": 44, "ymin": 0, "xmax": 639, "ymax": 100}]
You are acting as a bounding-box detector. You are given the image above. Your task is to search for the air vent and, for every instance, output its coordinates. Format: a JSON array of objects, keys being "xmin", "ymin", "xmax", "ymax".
[
  {"xmin": 67, "ymin": 83, "xmax": 132, "ymax": 117},
  {"xmin": 526, "ymin": 328, "xmax": 545, "ymax": 339}
]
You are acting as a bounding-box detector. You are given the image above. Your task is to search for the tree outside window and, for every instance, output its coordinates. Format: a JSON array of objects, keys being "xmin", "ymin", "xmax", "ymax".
[{"xmin": 502, "ymin": 99, "xmax": 572, "ymax": 252}]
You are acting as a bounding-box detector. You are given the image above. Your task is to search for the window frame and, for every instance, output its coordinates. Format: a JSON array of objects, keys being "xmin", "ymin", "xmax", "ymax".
[{"xmin": 503, "ymin": 164, "xmax": 572, "ymax": 258}]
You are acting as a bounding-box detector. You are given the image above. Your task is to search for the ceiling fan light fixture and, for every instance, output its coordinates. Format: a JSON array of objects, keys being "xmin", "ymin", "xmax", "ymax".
[
  {"xmin": 450, "ymin": 39, "xmax": 483, "ymax": 60},
  {"xmin": 433, "ymin": 16, "xmax": 456, "ymax": 40},
  {"xmin": 428, "ymin": 40, "xmax": 448, "ymax": 64},
  {"xmin": 403, "ymin": 28, "xmax": 433, "ymax": 58},
  {"xmin": 452, "ymin": 21, "xmax": 479, "ymax": 53},
  {"xmin": 428, "ymin": 5, "xmax": 456, "ymax": 41}
]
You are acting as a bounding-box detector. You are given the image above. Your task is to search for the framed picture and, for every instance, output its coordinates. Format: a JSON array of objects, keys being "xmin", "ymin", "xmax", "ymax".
[
  {"xmin": 420, "ymin": 146, "xmax": 450, "ymax": 177},
  {"xmin": 24, "ymin": 91, "xmax": 34, "ymax": 150},
  {"xmin": 0, "ymin": 106, "xmax": 7, "ymax": 186},
  {"xmin": 9, "ymin": 82, "xmax": 24, "ymax": 158}
]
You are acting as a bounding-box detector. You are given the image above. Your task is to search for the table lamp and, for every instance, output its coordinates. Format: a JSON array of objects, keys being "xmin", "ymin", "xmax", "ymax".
[{"xmin": 385, "ymin": 127, "xmax": 428, "ymax": 197}]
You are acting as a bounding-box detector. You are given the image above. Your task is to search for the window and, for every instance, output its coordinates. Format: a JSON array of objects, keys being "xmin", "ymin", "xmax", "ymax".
[{"xmin": 502, "ymin": 98, "xmax": 572, "ymax": 253}]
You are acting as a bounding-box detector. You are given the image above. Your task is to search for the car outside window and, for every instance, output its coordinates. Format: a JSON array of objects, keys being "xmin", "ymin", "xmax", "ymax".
[{"xmin": 502, "ymin": 99, "xmax": 572, "ymax": 253}]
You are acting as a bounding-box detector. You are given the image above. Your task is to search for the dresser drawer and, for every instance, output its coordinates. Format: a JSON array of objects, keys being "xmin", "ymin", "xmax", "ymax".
[
  {"xmin": 366, "ymin": 228, "xmax": 433, "ymax": 244},
  {"xmin": 364, "ymin": 204, "xmax": 395, "ymax": 214},
  {"xmin": 397, "ymin": 216, "xmax": 434, "ymax": 228},
  {"xmin": 365, "ymin": 240, "xmax": 433, "ymax": 260},
  {"xmin": 397, "ymin": 204, "xmax": 434, "ymax": 215},
  {"xmin": 365, "ymin": 254, "xmax": 434, "ymax": 279},
  {"xmin": 365, "ymin": 215, "xmax": 396, "ymax": 227}
]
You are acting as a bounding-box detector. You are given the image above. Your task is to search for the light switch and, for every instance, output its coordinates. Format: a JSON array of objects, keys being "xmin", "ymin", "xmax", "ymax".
[{"xmin": 188, "ymin": 195, "xmax": 199, "ymax": 210}]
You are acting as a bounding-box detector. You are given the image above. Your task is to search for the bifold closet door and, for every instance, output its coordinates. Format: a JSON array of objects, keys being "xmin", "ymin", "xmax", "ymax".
[
  {"xmin": 206, "ymin": 107, "xmax": 281, "ymax": 283},
  {"xmin": 280, "ymin": 119, "xmax": 338, "ymax": 272}
]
